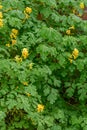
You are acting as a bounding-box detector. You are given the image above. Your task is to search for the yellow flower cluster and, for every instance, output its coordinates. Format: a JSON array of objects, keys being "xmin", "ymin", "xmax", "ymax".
[
  {"xmin": 25, "ymin": 7, "xmax": 32, "ymax": 14},
  {"xmin": 37, "ymin": 104, "xmax": 44, "ymax": 112},
  {"xmin": 66, "ymin": 26, "xmax": 75, "ymax": 35},
  {"xmin": 69, "ymin": 48, "xmax": 79, "ymax": 63},
  {"xmin": 10, "ymin": 29, "xmax": 18, "ymax": 39},
  {"xmin": 72, "ymin": 2, "xmax": 84, "ymax": 17},
  {"xmin": 15, "ymin": 55, "xmax": 22, "ymax": 62},
  {"xmin": 24, "ymin": 7, "xmax": 32, "ymax": 20},
  {"xmin": 66, "ymin": 29, "xmax": 71, "ymax": 35},
  {"xmin": 22, "ymin": 82, "xmax": 28, "ymax": 86},
  {"xmin": 15, "ymin": 48, "xmax": 29, "ymax": 62},
  {"xmin": 6, "ymin": 43, "xmax": 10, "ymax": 47},
  {"xmin": 0, "ymin": 5, "xmax": 3, "ymax": 28},
  {"xmin": 72, "ymin": 48, "xmax": 79, "ymax": 59},
  {"xmin": 0, "ymin": 5, "xmax": 3, "ymax": 9},
  {"xmin": 0, "ymin": 12, "xmax": 3, "ymax": 18},
  {"xmin": 22, "ymin": 48, "xmax": 29, "ymax": 59},
  {"xmin": 12, "ymin": 29, "xmax": 18, "ymax": 35},
  {"xmin": 69, "ymin": 55, "xmax": 73, "ymax": 63},
  {"xmin": 10, "ymin": 29, "xmax": 18, "ymax": 46},
  {"xmin": 80, "ymin": 2, "xmax": 84, "ymax": 9},
  {"xmin": 69, "ymin": 26, "xmax": 75, "ymax": 30},
  {"xmin": 72, "ymin": 9, "xmax": 82, "ymax": 17},
  {"xmin": 11, "ymin": 39, "xmax": 16, "ymax": 46}
]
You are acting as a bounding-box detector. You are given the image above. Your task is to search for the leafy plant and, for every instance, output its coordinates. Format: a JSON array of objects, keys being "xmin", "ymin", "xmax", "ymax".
[{"xmin": 0, "ymin": 0, "xmax": 87, "ymax": 129}]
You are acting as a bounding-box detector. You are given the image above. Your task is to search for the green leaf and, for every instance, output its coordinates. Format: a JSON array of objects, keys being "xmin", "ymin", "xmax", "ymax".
[
  {"xmin": 0, "ymin": 111, "xmax": 6, "ymax": 121},
  {"xmin": 8, "ymin": 17, "xmax": 22, "ymax": 29},
  {"xmin": 47, "ymin": 88, "xmax": 58, "ymax": 104},
  {"xmin": 40, "ymin": 7, "xmax": 52, "ymax": 18},
  {"xmin": 76, "ymin": 60, "xmax": 84, "ymax": 71},
  {"xmin": 40, "ymin": 26, "xmax": 62, "ymax": 42}
]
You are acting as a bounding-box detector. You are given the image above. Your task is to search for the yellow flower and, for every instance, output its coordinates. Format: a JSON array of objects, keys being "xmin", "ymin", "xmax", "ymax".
[
  {"xmin": 6, "ymin": 43, "xmax": 10, "ymax": 47},
  {"xmin": 0, "ymin": 12, "xmax": 3, "ymax": 18},
  {"xmin": 25, "ymin": 7, "xmax": 32, "ymax": 14},
  {"xmin": 11, "ymin": 39, "xmax": 17, "ymax": 45},
  {"xmin": 0, "ymin": 5, "xmax": 3, "ymax": 9},
  {"xmin": 37, "ymin": 104, "xmax": 44, "ymax": 112},
  {"xmin": 29, "ymin": 63, "xmax": 33, "ymax": 70},
  {"xmin": 25, "ymin": 13, "xmax": 29, "ymax": 19},
  {"xmin": 12, "ymin": 29, "xmax": 18, "ymax": 35},
  {"xmin": 15, "ymin": 55, "xmax": 22, "ymax": 62},
  {"xmin": 22, "ymin": 48, "xmax": 29, "ymax": 59},
  {"xmin": 80, "ymin": 2, "xmax": 84, "ymax": 9},
  {"xmin": 26, "ymin": 93, "xmax": 31, "ymax": 97},
  {"xmin": 69, "ymin": 26, "xmax": 75, "ymax": 30},
  {"xmin": 0, "ymin": 19, "xmax": 3, "ymax": 27},
  {"xmin": 68, "ymin": 54, "xmax": 73, "ymax": 63},
  {"xmin": 10, "ymin": 33, "xmax": 17, "ymax": 39},
  {"xmin": 72, "ymin": 48, "xmax": 79, "ymax": 59},
  {"xmin": 23, "ymin": 82, "xmax": 28, "ymax": 86},
  {"xmin": 66, "ymin": 29, "xmax": 71, "ymax": 35}
]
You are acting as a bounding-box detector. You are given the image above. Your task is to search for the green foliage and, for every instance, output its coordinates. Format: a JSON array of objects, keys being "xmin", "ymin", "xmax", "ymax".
[{"xmin": 0, "ymin": 0, "xmax": 87, "ymax": 129}]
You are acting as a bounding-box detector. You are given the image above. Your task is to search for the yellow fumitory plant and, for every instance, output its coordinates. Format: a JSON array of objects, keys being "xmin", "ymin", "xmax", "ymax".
[
  {"xmin": 66, "ymin": 25, "xmax": 75, "ymax": 35},
  {"xmin": 10, "ymin": 29, "xmax": 18, "ymax": 46},
  {"xmin": 22, "ymin": 82, "xmax": 28, "ymax": 86},
  {"xmin": 12, "ymin": 29, "xmax": 18, "ymax": 35},
  {"xmin": 23, "ymin": 7, "xmax": 32, "ymax": 21},
  {"xmin": 72, "ymin": 48, "xmax": 79, "ymax": 59},
  {"xmin": 0, "ymin": 5, "xmax": 3, "ymax": 9},
  {"xmin": 69, "ymin": 26, "xmax": 75, "ymax": 30},
  {"xmin": 37, "ymin": 104, "xmax": 44, "ymax": 112},
  {"xmin": 0, "ymin": 4, "xmax": 3, "ymax": 27},
  {"xmin": 22, "ymin": 48, "xmax": 29, "ymax": 59},
  {"xmin": 11, "ymin": 39, "xmax": 16, "ymax": 46},
  {"xmin": 0, "ymin": 11, "xmax": 3, "ymax": 27},
  {"xmin": 66, "ymin": 29, "xmax": 71, "ymax": 35},
  {"xmin": 6, "ymin": 43, "xmax": 10, "ymax": 47},
  {"xmin": 69, "ymin": 55, "xmax": 73, "ymax": 63},
  {"xmin": 15, "ymin": 55, "xmax": 22, "ymax": 62},
  {"xmin": 80, "ymin": 2, "xmax": 84, "ymax": 9},
  {"xmin": 69, "ymin": 48, "xmax": 79, "ymax": 63},
  {"xmin": 0, "ymin": 12, "xmax": 3, "ymax": 18},
  {"xmin": 10, "ymin": 29, "xmax": 18, "ymax": 39},
  {"xmin": 25, "ymin": 7, "xmax": 32, "ymax": 14}
]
